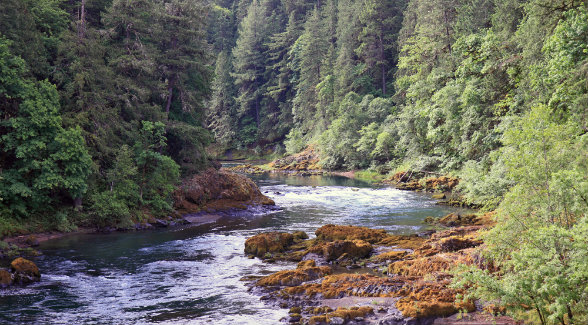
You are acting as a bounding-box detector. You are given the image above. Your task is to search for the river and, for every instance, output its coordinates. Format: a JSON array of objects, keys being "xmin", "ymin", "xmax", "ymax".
[{"xmin": 0, "ymin": 173, "xmax": 464, "ymax": 325}]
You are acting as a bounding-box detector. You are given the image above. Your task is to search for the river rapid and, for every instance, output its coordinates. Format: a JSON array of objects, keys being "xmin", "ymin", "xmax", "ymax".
[{"xmin": 0, "ymin": 174, "xmax": 464, "ymax": 325}]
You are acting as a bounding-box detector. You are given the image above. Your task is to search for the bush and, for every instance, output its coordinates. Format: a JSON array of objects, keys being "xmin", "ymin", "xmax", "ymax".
[{"xmin": 284, "ymin": 128, "xmax": 306, "ymax": 154}]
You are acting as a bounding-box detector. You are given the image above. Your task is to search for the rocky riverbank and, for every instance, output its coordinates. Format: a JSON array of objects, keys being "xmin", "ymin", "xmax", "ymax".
[
  {"xmin": 242, "ymin": 218, "xmax": 516, "ymax": 325},
  {"xmin": 1, "ymin": 167, "xmax": 276, "ymax": 289}
]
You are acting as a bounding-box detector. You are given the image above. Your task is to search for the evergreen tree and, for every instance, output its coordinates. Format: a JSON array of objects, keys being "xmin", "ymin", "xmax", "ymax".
[{"xmin": 232, "ymin": 0, "xmax": 271, "ymax": 145}]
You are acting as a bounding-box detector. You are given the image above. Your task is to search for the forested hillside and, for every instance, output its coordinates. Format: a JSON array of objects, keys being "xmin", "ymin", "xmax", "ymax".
[
  {"xmin": 208, "ymin": 0, "xmax": 588, "ymax": 204},
  {"xmin": 1, "ymin": 0, "xmax": 212, "ymax": 232}
]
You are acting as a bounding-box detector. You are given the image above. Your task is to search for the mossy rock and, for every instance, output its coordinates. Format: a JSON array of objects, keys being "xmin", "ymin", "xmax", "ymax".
[
  {"xmin": 315, "ymin": 224, "xmax": 387, "ymax": 243},
  {"xmin": 244, "ymin": 232, "xmax": 294, "ymax": 258},
  {"xmin": 10, "ymin": 257, "xmax": 40, "ymax": 284},
  {"xmin": 292, "ymin": 231, "xmax": 309, "ymax": 241},
  {"xmin": 0, "ymin": 269, "xmax": 13, "ymax": 288},
  {"xmin": 256, "ymin": 266, "xmax": 331, "ymax": 287},
  {"xmin": 309, "ymin": 240, "xmax": 373, "ymax": 261}
]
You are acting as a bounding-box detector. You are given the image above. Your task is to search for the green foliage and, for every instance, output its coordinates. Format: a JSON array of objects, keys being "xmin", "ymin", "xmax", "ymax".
[
  {"xmin": 1, "ymin": 0, "xmax": 212, "ymax": 230},
  {"xmin": 452, "ymin": 106, "xmax": 588, "ymax": 324},
  {"xmin": 1, "ymin": 40, "xmax": 92, "ymax": 218},
  {"xmin": 135, "ymin": 121, "xmax": 180, "ymax": 214},
  {"xmin": 284, "ymin": 128, "xmax": 306, "ymax": 154}
]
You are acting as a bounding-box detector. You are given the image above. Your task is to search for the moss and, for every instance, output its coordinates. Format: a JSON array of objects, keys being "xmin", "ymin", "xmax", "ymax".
[
  {"xmin": 292, "ymin": 231, "xmax": 309, "ymax": 241},
  {"xmin": 0, "ymin": 269, "xmax": 13, "ymax": 287},
  {"xmin": 289, "ymin": 306, "xmax": 302, "ymax": 314},
  {"xmin": 307, "ymin": 240, "xmax": 373, "ymax": 261},
  {"xmin": 395, "ymin": 281, "xmax": 475, "ymax": 318},
  {"xmin": 389, "ymin": 256, "xmax": 454, "ymax": 277},
  {"xmin": 173, "ymin": 168, "xmax": 275, "ymax": 214},
  {"xmin": 244, "ymin": 232, "xmax": 294, "ymax": 258},
  {"xmin": 371, "ymin": 250, "xmax": 408, "ymax": 263},
  {"xmin": 377, "ymin": 234, "xmax": 426, "ymax": 250},
  {"xmin": 256, "ymin": 266, "xmax": 332, "ymax": 286},
  {"xmin": 10, "ymin": 257, "xmax": 40, "ymax": 284},
  {"xmin": 297, "ymin": 260, "xmax": 316, "ymax": 269},
  {"xmin": 327, "ymin": 306, "xmax": 374, "ymax": 320},
  {"xmin": 308, "ymin": 315, "xmax": 328, "ymax": 325},
  {"xmin": 315, "ymin": 224, "xmax": 388, "ymax": 243}
]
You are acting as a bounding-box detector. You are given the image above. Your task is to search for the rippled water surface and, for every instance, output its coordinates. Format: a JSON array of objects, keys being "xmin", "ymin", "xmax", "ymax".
[{"xmin": 0, "ymin": 174, "xmax": 463, "ymax": 324}]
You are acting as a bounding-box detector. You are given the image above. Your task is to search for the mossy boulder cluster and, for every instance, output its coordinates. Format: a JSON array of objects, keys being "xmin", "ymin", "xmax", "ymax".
[
  {"xmin": 244, "ymin": 219, "xmax": 498, "ymax": 324},
  {"xmin": 0, "ymin": 257, "xmax": 41, "ymax": 288},
  {"xmin": 173, "ymin": 167, "xmax": 275, "ymax": 214}
]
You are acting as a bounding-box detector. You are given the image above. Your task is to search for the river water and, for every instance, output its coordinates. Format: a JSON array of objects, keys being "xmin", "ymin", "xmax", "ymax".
[{"xmin": 0, "ymin": 174, "xmax": 462, "ymax": 325}]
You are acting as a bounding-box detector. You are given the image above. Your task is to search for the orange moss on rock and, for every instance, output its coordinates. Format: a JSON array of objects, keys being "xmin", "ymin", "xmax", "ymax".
[
  {"xmin": 270, "ymin": 145, "xmax": 322, "ymax": 172},
  {"xmin": 396, "ymin": 180, "xmax": 424, "ymax": 191},
  {"xmin": 371, "ymin": 250, "xmax": 408, "ymax": 263},
  {"xmin": 315, "ymin": 224, "xmax": 388, "ymax": 243},
  {"xmin": 424, "ymin": 176, "xmax": 459, "ymax": 192},
  {"xmin": 389, "ymin": 255, "xmax": 455, "ymax": 277},
  {"xmin": 435, "ymin": 236, "xmax": 482, "ymax": 252},
  {"xmin": 377, "ymin": 234, "xmax": 426, "ymax": 250},
  {"xmin": 309, "ymin": 315, "xmax": 328, "ymax": 325},
  {"xmin": 256, "ymin": 266, "xmax": 332, "ymax": 287},
  {"xmin": 174, "ymin": 168, "xmax": 275, "ymax": 214},
  {"xmin": 306, "ymin": 306, "xmax": 334, "ymax": 315},
  {"xmin": 437, "ymin": 213, "xmax": 496, "ymax": 227},
  {"xmin": 327, "ymin": 306, "xmax": 374, "ymax": 321},
  {"xmin": 395, "ymin": 281, "xmax": 475, "ymax": 318},
  {"xmin": 281, "ymin": 273, "xmax": 404, "ymax": 299},
  {"xmin": 0, "ymin": 269, "xmax": 13, "ymax": 287},
  {"xmin": 244, "ymin": 232, "xmax": 294, "ymax": 257},
  {"xmin": 297, "ymin": 260, "xmax": 317, "ymax": 269},
  {"xmin": 308, "ymin": 240, "xmax": 373, "ymax": 261},
  {"xmin": 10, "ymin": 257, "xmax": 40, "ymax": 284}
]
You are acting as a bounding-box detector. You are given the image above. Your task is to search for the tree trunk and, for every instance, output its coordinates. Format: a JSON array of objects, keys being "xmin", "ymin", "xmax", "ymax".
[
  {"xmin": 165, "ymin": 77, "xmax": 174, "ymax": 118},
  {"xmin": 78, "ymin": 0, "xmax": 86, "ymax": 40},
  {"xmin": 74, "ymin": 197, "xmax": 83, "ymax": 211},
  {"xmin": 379, "ymin": 33, "xmax": 386, "ymax": 96}
]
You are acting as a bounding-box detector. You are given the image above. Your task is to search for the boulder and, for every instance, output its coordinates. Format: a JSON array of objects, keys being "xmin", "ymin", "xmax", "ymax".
[
  {"xmin": 315, "ymin": 224, "xmax": 388, "ymax": 243},
  {"xmin": 10, "ymin": 257, "xmax": 40, "ymax": 284},
  {"xmin": 244, "ymin": 232, "xmax": 294, "ymax": 258},
  {"xmin": 256, "ymin": 266, "xmax": 332, "ymax": 286},
  {"xmin": 309, "ymin": 240, "xmax": 373, "ymax": 261},
  {"xmin": 174, "ymin": 168, "xmax": 275, "ymax": 214},
  {"xmin": 0, "ymin": 269, "xmax": 13, "ymax": 288}
]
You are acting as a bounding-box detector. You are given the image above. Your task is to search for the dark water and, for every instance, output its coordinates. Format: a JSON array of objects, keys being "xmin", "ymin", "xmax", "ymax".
[{"xmin": 0, "ymin": 174, "xmax": 463, "ymax": 325}]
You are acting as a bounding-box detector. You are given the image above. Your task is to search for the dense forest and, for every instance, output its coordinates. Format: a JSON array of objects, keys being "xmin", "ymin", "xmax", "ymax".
[
  {"xmin": 2, "ymin": 0, "xmax": 588, "ymax": 322},
  {"xmin": 1, "ymin": 0, "xmax": 212, "ymax": 231}
]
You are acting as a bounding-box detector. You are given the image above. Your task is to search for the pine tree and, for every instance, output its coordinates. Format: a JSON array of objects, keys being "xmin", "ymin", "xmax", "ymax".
[
  {"xmin": 207, "ymin": 51, "xmax": 238, "ymax": 147},
  {"xmin": 232, "ymin": 0, "xmax": 270, "ymax": 145},
  {"xmin": 291, "ymin": 7, "xmax": 329, "ymax": 133}
]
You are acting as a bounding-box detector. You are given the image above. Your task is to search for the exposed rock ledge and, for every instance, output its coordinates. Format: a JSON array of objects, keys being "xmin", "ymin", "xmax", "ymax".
[{"xmin": 173, "ymin": 167, "xmax": 275, "ymax": 215}]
